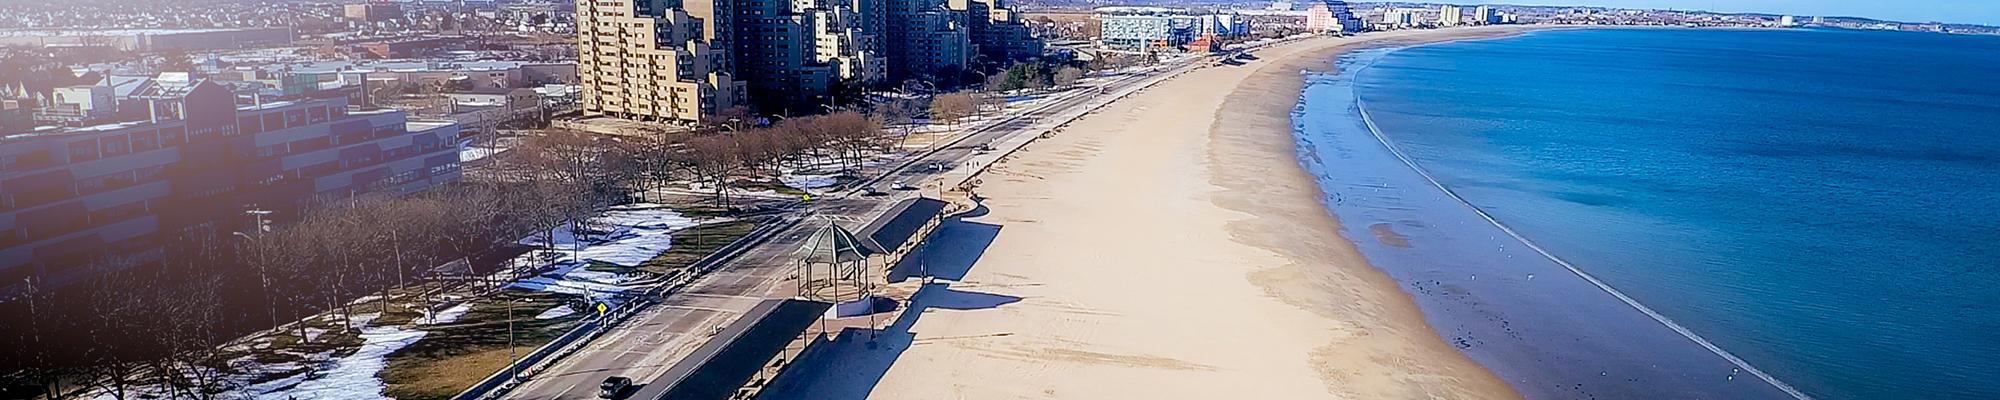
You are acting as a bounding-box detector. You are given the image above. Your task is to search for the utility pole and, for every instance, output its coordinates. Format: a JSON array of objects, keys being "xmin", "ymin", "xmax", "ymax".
[
  {"xmin": 235, "ymin": 206, "xmax": 279, "ymax": 331},
  {"xmin": 507, "ymin": 296, "xmax": 519, "ymax": 381}
]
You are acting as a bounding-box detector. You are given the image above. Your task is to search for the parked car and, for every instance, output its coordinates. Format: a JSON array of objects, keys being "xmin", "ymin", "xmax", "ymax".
[{"xmin": 600, "ymin": 376, "xmax": 633, "ymax": 399}]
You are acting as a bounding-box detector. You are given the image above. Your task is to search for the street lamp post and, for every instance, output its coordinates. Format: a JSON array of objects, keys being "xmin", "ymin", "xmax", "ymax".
[
  {"xmin": 234, "ymin": 207, "xmax": 278, "ymax": 332},
  {"xmin": 507, "ymin": 297, "xmax": 516, "ymax": 378},
  {"xmin": 506, "ymin": 297, "xmax": 533, "ymax": 381}
]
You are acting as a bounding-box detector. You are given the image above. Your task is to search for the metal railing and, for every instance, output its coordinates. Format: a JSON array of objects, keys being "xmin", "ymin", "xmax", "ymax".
[{"xmin": 453, "ymin": 214, "xmax": 802, "ymax": 400}]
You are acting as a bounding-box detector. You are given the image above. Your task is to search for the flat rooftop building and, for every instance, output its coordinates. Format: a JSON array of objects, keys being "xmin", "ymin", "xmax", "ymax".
[
  {"xmin": 0, "ymin": 28, "xmax": 295, "ymax": 52},
  {"xmin": 0, "ymin": 76, "xmax": 460, "ymax": 295}
]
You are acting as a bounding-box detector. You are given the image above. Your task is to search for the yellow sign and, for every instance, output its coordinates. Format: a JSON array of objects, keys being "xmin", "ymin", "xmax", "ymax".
[
  {"xmin": 596, "ymin": 303, "xmax": 609, "ymax": 315},
  {"xmin": 802, "ymin": 193, "xmax": 813, "ymax": 202}
]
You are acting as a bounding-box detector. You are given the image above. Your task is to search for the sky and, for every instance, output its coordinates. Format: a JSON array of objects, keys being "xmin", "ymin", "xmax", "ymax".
[{"xmin": 1522, "ymin": 0, "xmax": 2000, "ymax": 25}]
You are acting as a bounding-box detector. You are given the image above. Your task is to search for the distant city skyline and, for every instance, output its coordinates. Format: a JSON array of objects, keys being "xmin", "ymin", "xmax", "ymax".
[{"xmin": 1511, "ymin": 0, "xmax": 2000, "ymax": 26}]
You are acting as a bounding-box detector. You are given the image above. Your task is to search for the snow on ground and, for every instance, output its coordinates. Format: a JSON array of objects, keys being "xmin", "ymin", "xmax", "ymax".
[
  {"xmin": 536, "ymin": 305, "xmax": 577, "ymax": 320},
  {"xmin": 425, "ymin": 303, "xmax": 473, "ymax": 325},
  {"xmin": 458, "ymin": 137, "xmax": 517, "ymax": 163},
  {"xmin": 518, "ymin": 204, "xmax": 699, "ymax": 266},
  {"xmin": 91, "ymin": 203, "xmax": 707, "ymax": 400},
  {"xmin": 508, "ymin": 204, "xmax": 706, "ymax": 302},
  {"xmin": 1004, "ymin": 94, "xmax": 1048, "ymax": 106},
  {"xmin": 685, "ymin": 182, "xmax": 800, "ymax": 199},
  {"xmin": 255, "ymin": 313, "xmax": 422, "ymax": 400},
  {"xmin": 781, "ymin": 173, "xmax": 842, "ymax": 189},
  {"xmin": 460, "ymin": 146, "xmax": 507, "ymax": 162}
]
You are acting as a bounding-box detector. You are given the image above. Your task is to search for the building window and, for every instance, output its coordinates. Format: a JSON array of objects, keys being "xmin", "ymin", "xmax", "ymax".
[
  {"xmin": 101, "ymin": 137, "xmax": 130, "ymax": 156},
  {"xmin": 69, "ymin": 140, "xmax": 99, "ymax": 161},
  {"xmin": 160, "ymin": 127, "xmax": 186, "ymax": 145},
  {"xmin": 130, "ymin": 131, "xmax": 158, "ymax": 152},
  {"xmin": 242, "ymin": 114, "xmax": 268, "ymax": 133}
]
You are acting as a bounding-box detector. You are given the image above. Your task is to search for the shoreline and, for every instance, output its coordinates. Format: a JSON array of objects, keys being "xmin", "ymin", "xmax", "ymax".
[
  {"xmin": 761, "ymin": 27, "xmax": 1556, "ymax": 399},
  {"xmin": 1346, "ymin": 54, "xmax": 1809, "ymax": 399},
  {"xmin": 1207, "ymin": 27, "xmax": 1550, "ymax": 398},
  {"xmin": 1295, "ymin": 30, "xmax": 1811, "ymax": 399}
]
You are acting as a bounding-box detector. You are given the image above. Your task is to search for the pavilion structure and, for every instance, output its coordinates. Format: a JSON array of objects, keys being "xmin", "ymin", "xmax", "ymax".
[{"xmin": 793, "ymin": 218, "xmax": 877, "ymax": 316}]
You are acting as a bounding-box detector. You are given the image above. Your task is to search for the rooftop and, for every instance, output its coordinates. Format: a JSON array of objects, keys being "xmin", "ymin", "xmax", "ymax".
[
  {"xmin": 406, "ymin": 120, "xmax": 456, "ymax": 132},
  {"xmin": 265, "ymin": 59, "xmax": 555, "ymax": 75},
  {"xmin": 0, "ymin": 28, "xmax": 281, "ymax": 38}
]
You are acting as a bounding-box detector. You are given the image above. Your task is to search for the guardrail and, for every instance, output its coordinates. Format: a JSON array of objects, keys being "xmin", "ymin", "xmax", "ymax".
[{"xmin": 453, "ymin": 215, "xmax": 803, "ymax": 400}]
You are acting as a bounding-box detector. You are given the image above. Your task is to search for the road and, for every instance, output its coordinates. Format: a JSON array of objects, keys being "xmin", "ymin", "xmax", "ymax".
[{"xmin": 498, "ymin": 60, "xmax": 1197, "ymax": 400}]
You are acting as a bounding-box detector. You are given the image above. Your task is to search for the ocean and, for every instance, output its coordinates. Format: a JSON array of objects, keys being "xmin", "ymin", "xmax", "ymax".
[{"xmin": 1294, "ymin": 28, "xmax": 2000, "ymax": 399}]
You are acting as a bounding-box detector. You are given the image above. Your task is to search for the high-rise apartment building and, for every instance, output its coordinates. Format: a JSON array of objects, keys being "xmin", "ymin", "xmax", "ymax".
[
  {"xmin": 1438, "ymin": 5, "xmax": 1464, "ymax": 26},
  {"xmin": 953, "ymin": 0, "xmax": 1043, "ymax": 68},
  {"xmin": 577, "ymin": 0, "xmax": 745, "ymax": 125},
  {"xmin": 581, "ymin": 0, "xmax": 1040, "ymax": 118},
  {"xmin": 876, "ymin": 0, "xmax": 1036, "ymax": 84},
  {"xmin": 1099, "ymin": 15, "xmax": 1195, "ymax": 51},
  {"xmin": 1474, "ymin": 5, "xmax": 1498, "ymax": 25},
  {"xmin": 1196, "ymin": 14, "xmax": 1251, "ymax": 38},
  {"xmin": 810, "ymin": 0, "xmax": 888, "ymax": 84},
  {"xmin": 344, "ymin": 3, "xmax": 405, "ymax": 22},
  {"xmin": 734, "ymin": 0, "xmax": 836, "ymax": 114},
  {"xmin": 883, "ymin": 0, "xmax": 971, "ymax": 83},
  {"xmin": 1304, "ymin": 0, "xmax": 1364, "ymax": 33},
  {"xmin": 0, "ymin": 75, "xmax": 461, "ymax": 295},
  {"xmin": 1379, "ymin": 8, "xmax": 1418, "ymax": 28}
]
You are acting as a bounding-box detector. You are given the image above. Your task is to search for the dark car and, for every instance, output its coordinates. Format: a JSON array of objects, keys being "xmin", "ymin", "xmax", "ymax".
[{"xmin": 600, "ymin": 376, "xmax": 633, "ymax": 399}]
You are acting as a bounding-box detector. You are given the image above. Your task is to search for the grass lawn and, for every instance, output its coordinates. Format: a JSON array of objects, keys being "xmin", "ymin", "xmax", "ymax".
[
  {"xmin": 736, "ymin": 181, "xmax": 811, "ymax": 197},
  {"xmin": 376, "ymin": 220, "xmax": 759, "ymax": 399},
  {"xmin": 638, "ymin": 220, "xmax": 759, "ymax": 275},
  {"xmin": 381, "ymin": 290, "xmax": 585, "ymax": 400}
]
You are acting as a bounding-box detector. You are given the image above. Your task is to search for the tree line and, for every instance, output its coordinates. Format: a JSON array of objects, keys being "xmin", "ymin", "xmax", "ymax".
[{"xmin": 0, "ymin": 109, "xmax": 894, "ymax": 399}]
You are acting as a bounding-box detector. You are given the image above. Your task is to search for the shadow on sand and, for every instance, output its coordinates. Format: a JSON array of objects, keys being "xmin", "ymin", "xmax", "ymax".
[{"xmin": 758, "ymin": 214, "xmax": 1018, "ymax": 400}]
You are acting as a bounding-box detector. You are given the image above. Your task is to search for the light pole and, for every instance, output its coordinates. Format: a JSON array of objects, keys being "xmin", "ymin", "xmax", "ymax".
[
  {"xmin": 234, "ymin": 207, "xmax": 278, "ymax": 331},
  {"xmin": 506, "ymin": 297, "xmax": 533, "ymax": 381}
]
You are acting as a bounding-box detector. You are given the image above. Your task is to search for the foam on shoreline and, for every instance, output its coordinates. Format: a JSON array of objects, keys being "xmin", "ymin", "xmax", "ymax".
[
  {"xmin": 1352, "ymin": 69, "xmax": 1810, "ymax": 399},
  {"xmin": 1286, "ymin": 31, "xmax": 1815, "ymax": 399}
]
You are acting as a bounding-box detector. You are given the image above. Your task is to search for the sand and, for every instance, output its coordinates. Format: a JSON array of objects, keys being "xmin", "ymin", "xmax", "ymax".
[{"xmin": 806, "ymin": 27, "xmax": 1548, "ymax": 399}]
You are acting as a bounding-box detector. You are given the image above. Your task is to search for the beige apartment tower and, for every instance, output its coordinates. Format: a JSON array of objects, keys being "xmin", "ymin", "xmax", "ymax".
[{"xmin": 578, "ymin": 0, "xmax": 746, "ymax": 125}]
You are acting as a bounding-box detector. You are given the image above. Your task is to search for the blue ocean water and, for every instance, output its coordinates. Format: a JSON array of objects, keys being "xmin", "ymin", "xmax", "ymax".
[{"xmin": 1296, "ymin": 28, "xmax": 2000, "ymax": 399}]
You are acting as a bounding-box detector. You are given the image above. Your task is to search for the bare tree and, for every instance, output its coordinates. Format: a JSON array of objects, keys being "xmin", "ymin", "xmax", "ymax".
[
  {"xmin": 79, "ymin": 259, "xmax": 153, "ymax": 400},
  {"xmin": 875, "ymin": 98, "xmax": 921, "ymax": 148},
  {"xmin": 148, "ymin": 232, "xmax": 235, "ymax": 399},
  {"xmin": 816, "ymin": 111, "xmax": 886, "ymax": 171},
  {"xmin": 685, "ymin": 133, "xmax": 745, "ymax": 207},
  {"xmin": 929, "ymin": 92, "xmax": 976, "ymax": 130},
  {"xmin": 1054, "ymin": 66, "xmax": 1085, "ymax": 89},
  {"xmin": 9, "ymin": 274, "xmax": 69, "ymax": 400},
  {"xmin": 975, "ymin": 92, "xmax": 1005, "ymax": 120}
]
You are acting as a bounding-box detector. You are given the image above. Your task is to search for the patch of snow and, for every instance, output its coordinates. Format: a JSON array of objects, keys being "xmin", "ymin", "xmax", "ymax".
[
  {"xmin": 535, "ymin": 305, "xmax": 577, "ymax": 320},
  {"xmin": 780, "ymin": 173, "xmax": 842, "ymax": 189},
  {"xmin": 304, "ymin": 327, "xmax": 326, "ymax": 343},
  {"xmin": 507, "ymin": 204, "xmax": 706, "ymax": 299},
  {"xmin": 458, "ymin": 137, "xmax": 518, "ymax": 163},
  {"xmin": 425, "ymin": 303, "xmax": 473, "ymax": 325},
  {"xmin": 460, "ymin": 146, "xmax": 508, "ymax": 162},
  {"xmin": 255, "ymin": 313, "xmax": 423, "ymax": 400}
]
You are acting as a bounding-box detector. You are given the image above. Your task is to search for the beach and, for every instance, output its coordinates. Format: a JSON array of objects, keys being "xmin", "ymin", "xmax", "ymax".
[{"xmin": 765, "ymin": 26, "xmax": 1546, "ymax": 399}]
